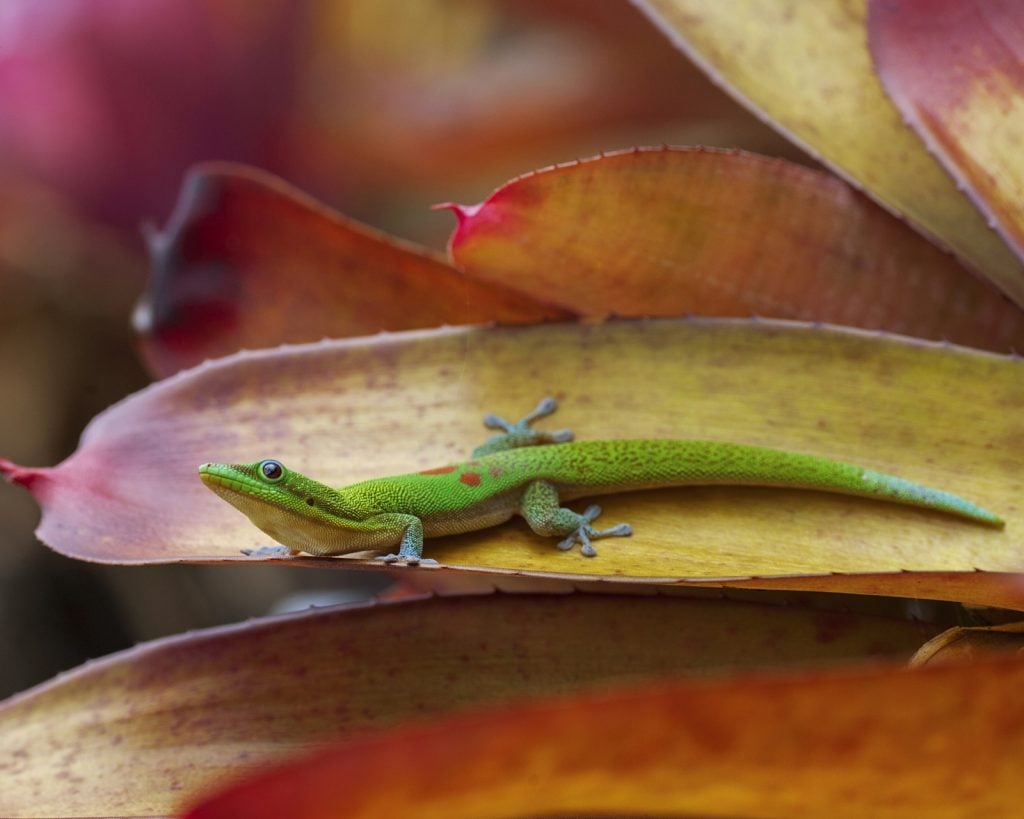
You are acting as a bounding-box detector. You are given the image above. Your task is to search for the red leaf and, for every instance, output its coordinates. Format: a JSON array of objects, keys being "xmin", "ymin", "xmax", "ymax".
[
  {"xmin": 870, "ymin": 0, "xmax": 1024, "ymax": 271},
  {"xmin": 135, "ymin": 163, "xmax": 569, "ymax": 377}
]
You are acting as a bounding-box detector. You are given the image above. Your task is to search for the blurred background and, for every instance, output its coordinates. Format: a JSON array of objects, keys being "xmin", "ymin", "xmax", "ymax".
[{"xmin": 0, "ymin": 0, "xmax": 808, "ymax": 698}]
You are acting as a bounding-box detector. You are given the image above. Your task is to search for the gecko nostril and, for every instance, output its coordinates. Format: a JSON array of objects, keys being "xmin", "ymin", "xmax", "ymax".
[{"xmin": 306, "ymin": 498, "xmax": 315, "ymax": 506}]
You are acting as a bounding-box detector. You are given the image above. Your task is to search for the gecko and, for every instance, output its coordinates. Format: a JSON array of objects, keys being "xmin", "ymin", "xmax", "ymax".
[{"xmin": 198, "ymin": 397, "xmax": 1003, "ymax": 564}]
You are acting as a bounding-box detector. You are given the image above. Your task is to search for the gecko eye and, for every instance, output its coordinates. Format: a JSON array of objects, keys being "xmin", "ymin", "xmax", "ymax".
[{"xmin": 259, "ymin": 460, "xmax": 284, "ymax": 482}]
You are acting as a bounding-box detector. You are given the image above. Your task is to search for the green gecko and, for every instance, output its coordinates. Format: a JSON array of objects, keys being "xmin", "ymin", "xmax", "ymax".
[{"xmin": 198, "ymin": 397, "xmax": 1003, "ymax": 564}]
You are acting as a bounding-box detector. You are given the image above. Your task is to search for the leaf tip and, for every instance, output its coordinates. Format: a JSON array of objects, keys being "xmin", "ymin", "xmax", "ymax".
[
  {"xmin": 0, "ymin": 458, "xmax": 50, "ymax": 492},
  {"xmin": 431, "ymin": 201, "xmax": 480, "ymax": 224}
]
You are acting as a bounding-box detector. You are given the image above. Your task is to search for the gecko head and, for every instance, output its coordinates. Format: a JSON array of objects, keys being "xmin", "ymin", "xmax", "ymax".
[{"xmin": 198, "ymin": 460, "xmax": 362, "ymax": 554}]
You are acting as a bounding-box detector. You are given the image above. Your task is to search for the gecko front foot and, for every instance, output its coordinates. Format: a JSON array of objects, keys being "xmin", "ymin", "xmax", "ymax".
[
  {"xmin": 241, "ymin": 544, "xmax": 296, "ymax": 558},
  {"xmin": 472, "ymin": 397, "xmax": 574, "ymax": 457},
  {"xmin": 375, "ymin": 554, "xmax": 439, "ymax": 566},
  {"xmin": 555, "ymin": 505, "xmax": 633, "ymax": 557}
]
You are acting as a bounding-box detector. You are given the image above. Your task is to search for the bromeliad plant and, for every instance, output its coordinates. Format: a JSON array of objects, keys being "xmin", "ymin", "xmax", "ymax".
[{"xmin": 2, "ymin": 1, "xmax": 1024, "ymax": 816}]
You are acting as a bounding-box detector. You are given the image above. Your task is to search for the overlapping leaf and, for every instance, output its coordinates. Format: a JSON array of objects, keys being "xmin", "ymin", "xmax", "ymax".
[
  {"xmin": 135, "ymin": 163, "xmax": 568, "ymax": 377},
  {"xmin": 185, "ymin": 650, "xmax": 1024, "ymax": 819},
  {"xmin": 634, "ymin": 0, "xmax": 1024, "ymax": 306},
  {"xmin": 3, "ymin": 320, "xmax": 1020, "ymax": 606},
  {"xmin": 0, "ymin": 592, "xmax": 939, "ymax": 817},
  {"xmin": 445, "ymin": 147, "xmax": 1024, "ymax": 352},
  {"xmin": 869, "ymin": 0, "xmax": 1024, "ymax": 269},
  {"xmin": 4, "ymin": 6, "xmax": 1023, "ymax": 819}
]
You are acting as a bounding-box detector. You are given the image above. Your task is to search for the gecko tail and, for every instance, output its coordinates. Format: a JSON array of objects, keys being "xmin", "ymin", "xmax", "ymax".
[{"xmin": 859, "ymin": 469, "xmax": 1004, "ymax": 528}]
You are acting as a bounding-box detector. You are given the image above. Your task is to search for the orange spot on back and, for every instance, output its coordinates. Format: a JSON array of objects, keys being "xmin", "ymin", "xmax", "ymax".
[
  {"xmin": 460, "ymin": 471, "xmax": 482, "ymax": 487},
  {"xmin": 419, "ymin": 465, "xmax": 456, "ymax": 475},
  {"xmin": 489, "ymin": 466, "xmax": 505, "ymax": 477}
]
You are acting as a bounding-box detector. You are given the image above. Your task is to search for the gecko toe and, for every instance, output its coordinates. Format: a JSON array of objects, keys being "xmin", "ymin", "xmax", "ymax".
[
  {"xmin": 535, "ymin": 397, "xmax": 558, "ymax": 415},
  {"xmin": 482, "ymin": 413, "xmax": 513, "ymax": 432}
]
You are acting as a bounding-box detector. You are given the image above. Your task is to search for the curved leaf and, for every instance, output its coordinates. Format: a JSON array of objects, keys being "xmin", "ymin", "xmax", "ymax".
[
  {"xmin": 911, "ymin": 621, "xmax": 1024, "ymax": 666},
  {"xmin": 185, "ymin": 651, "xmax": 1024, "ymax": 818},
  {"xmin": 869, "ymin": 0, "xmax": 1024, "ymax": 270},
  {"xmin": 0, "ymin": 592, "xmax": 938, "ymax": 817},
  {"xmin": 135, "ymin": 163, "xmax": 569, "ymax": 377},
  {"xmin": 2, "ymin": 320, "xmax": 1020, "ymax": 606},
  {"xmin": 445, "ymin": 147, "xmax": 1024, "ymax": 352},
  {"xmin": 634, "ymin": 0, "xmax": 1024, "ymax": 306}
]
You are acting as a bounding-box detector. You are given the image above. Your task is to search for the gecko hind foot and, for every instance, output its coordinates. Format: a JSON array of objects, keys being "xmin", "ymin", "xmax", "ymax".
[
  {"xmin": 555, "ymin": 505, "xmax": 633, "ymax": 557},
  {"xmin": 483, "ymin": 396, "xmax": 557, "ymax": 431},
  {"xmin": 473, "ymin": 397, "xmax": 574, "ymax": 457}
]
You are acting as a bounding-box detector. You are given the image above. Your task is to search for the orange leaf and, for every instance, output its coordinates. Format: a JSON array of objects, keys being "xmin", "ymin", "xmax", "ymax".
[
  {"xmin": 444, "ymin": 147, "xmax": 1024, "ymax": 352},
  {"xmin": 184, "ymin": 651, "xmax": 1024, "ymax": 818},
  {"xmin": 134, "ymin": 163, "xmax": 569, "ymax": 377},
  {"xmin": 0, "ymin": 592, "xmax": 938, "ymax": 816},
  {"xmin": 869, "ymin": 0, "xmax": 1024, "ymax": 271},
  {"xmin": 2, "ymin": 320, "xmax": 1021, "ymax": 607},
  {"xmin": 634, "ymin": 0, "xmax": 1024, "ymax": 307}
]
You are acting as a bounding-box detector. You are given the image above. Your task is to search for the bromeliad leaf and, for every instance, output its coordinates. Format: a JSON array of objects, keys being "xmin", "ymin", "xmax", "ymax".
[
  {"xmin": 911, "ymin": 622, "xmax": 1024, "ymax": 667},
  {"xmin": 0, "ymin": 592, "xmax": 941, "ymax": 817},
  {"xmin": 183, "ymin": 649, "xmax": 1024, "ymax": 818},
  {"xmin": 869, "ymin": 0, "xmax": 1024, "ymax": 271},
  {"xmin": 634, "ymin": 0, "xmax": 1024, "ymax": 306},
  {"xmin": 1, "ymin": 319, "xmax": 1020, "ymax": 606},
  {"xmin": 444, "ymin": 147, "xmax": 1024, "ymax": 352},
  {"xmin": 135, "ymin": 163, "xmax": 570, "ymax": 378}
]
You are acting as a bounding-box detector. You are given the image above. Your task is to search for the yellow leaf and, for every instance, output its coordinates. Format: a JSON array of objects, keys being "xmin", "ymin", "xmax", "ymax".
[
  {"xmin": 3, "ymin": 320, "xmax": 1020, "ymax": 605},
  {"xmin": 636, "ymin": 0, "xmax": 1024, "ymax": 306}
]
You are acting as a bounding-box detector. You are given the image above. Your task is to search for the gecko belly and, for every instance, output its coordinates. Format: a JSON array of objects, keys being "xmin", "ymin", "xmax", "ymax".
[{"xmin": 419, "ymin": 493, "xmax": 520, "ymax": 537}]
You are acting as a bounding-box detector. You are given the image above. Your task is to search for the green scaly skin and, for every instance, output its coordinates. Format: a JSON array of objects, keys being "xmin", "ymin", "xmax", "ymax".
[{"xmin": 198, "ymin": 398, "xmax": 1004, "ymax": 564}]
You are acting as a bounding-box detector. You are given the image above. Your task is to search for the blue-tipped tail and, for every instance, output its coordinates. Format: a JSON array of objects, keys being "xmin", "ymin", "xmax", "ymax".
[{"xmin": 859, "ymin": 469, "xmax": 1004, "ymax": 527}]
